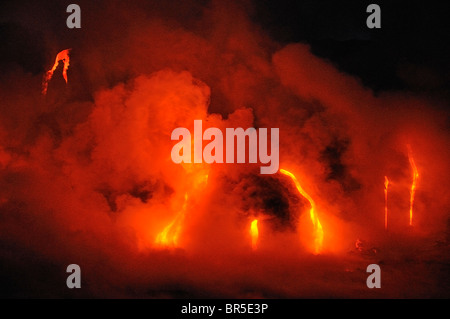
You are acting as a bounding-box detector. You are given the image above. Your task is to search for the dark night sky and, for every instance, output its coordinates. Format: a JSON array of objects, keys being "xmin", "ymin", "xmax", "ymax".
[
  {"xmin": 1, "ymin": 0, "xmax": 449, "ymax": 96},
  {"xmin": 253, "ymin": 0, "xmax": 450, "ymax": 94}
]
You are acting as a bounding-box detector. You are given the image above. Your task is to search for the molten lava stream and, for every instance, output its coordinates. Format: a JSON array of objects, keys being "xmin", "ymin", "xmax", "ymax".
[
  {"xmin": 407, "ymin": 145, "xmax": 419, "ymax": 226},
  {"xmin": 155, "ymin": 193, "xmax": 188, "ymax": 247},
  {"xmin": 154, "ymin": 171, "xmax": 208, "ymax": 248},
  {"xmin": 250, "ymin": 219, "xmax": 258, "ymax": 251},
  {"xmin": 42, "ymin": 49, "xmax": 71, "ymax": 95},
  {"xmin": 280, "ymin": 169, "xmax": 323, "ymax": 254},
  {"xmin": 384, "ymin": 176, "xmax": 389, "ymax": 230}
]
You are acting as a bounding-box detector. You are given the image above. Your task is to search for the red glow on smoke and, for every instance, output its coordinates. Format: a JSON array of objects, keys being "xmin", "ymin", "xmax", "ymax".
[{"xmin": 0, "ymin": 0, "xmax": 448, "ymax": 299}]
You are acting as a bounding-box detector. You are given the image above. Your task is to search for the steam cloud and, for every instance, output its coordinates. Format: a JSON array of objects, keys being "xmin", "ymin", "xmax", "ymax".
[{"xmin": 0, "ymin": 0, "xmax": 448, "ymax": 297}]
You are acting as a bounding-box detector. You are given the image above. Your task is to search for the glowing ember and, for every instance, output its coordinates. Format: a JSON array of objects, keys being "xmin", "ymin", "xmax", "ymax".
[
  {"xmin": 250, "ymin": 219, "xmax": 258, "ymax": 251},
  {"xmin": 42, "ymin": 49, "xmax": 71, "ymax": 95},
  {"xmin": 280, "ymin": 169, "xmax": 323, "ymax": 254},
  {"xmin": 407, "ymin": 145, "xmax": 419, "ymax": 226},
  {"xmin": 155, "ymin": 193, "xmax": 188, "ymax": 247},
  {"xmin": 384, "ymin": 176, "xmax": 389, "ymax": 230}
]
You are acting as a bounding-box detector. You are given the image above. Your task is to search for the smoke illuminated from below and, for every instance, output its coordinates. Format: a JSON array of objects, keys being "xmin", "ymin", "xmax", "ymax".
[{"xmin": 0, "ymin": 0, "xmax": 448, "ymax": 298}]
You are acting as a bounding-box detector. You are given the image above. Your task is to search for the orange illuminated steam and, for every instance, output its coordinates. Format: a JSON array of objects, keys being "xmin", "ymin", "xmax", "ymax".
[
  {"xmin": 280, "ymin": 169, "xmax": 323, "ymax": 254},
  {"xmin": 384, "ymin": 176, "xmax": 389, "ymax": 230},
  {"xmin": 407, "ymin": 145, "xmax": 419, "ymax": 226},
  {"xmin": 155, "ymin": 193, "xmax": 188, "ymax": 247},
  {"xmin": 42, "ymin": 49, "xmax": 71, "ymax": 95},
  {"xmin": 250, "ymin": 219, "xmax": 259, "ymax": 251}
]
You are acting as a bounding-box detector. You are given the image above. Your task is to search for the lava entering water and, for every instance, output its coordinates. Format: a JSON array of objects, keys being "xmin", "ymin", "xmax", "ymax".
[
  {"xmin": 250, "ymin": 219, "xmax": 258, "ymax": 251},
  {"xmin": 42, "ymin": 49, "xmax": 71, "ymax": 95},
  {"xmin": 280, "ymin": 169, "xmax": 323, "ymax": 254},
  {"xmin": 407, "ymin": 145, "xmax": 419, "ymax": 226},
  {"xmin": 155, "ymin": 193, "xmax": 188, "ymax": 247}
]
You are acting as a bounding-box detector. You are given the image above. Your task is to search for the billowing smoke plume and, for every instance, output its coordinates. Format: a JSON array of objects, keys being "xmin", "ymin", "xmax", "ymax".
[{"xmin": 0, "ymin": 0, "xmax": 448, "ymax": 297}]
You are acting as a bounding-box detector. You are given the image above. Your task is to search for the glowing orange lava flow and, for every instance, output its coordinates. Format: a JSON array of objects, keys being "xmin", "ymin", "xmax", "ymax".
[
  {"xmin": 384, "ymin": 176, "xmax": 389, "ymax": 230},
  {"xmin": 155, "ymin": 193, "xmax": 188, "ymax": 247},
  {"xmin": 250, "ymin": 219, "xmax": 258, "ymax": 251},
  {"xmin": 42, "ymin": 49, "xmax": 71, "ymax": 95},
  {"xmin": 280, "ymin": 169, "xmax": 323, "ymax": 254},
  {"xmin": 407, "ymin": 145, "xmax": 419, "ymax": 226}
]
